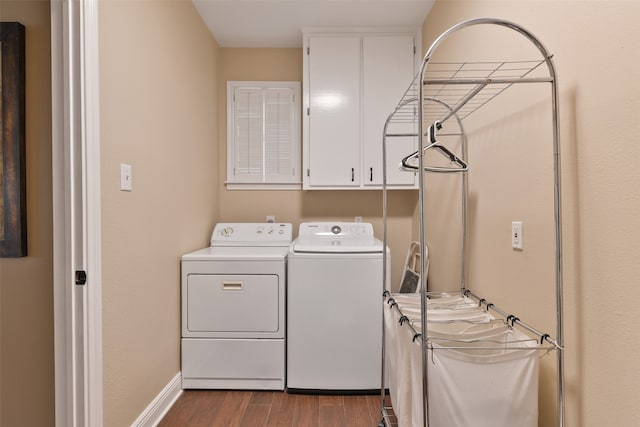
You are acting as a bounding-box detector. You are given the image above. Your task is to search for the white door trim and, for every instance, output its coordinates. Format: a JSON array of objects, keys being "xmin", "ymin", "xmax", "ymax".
[{"xmin": 52, "ymin": 0, "xmax": 103, "ymax": 426}]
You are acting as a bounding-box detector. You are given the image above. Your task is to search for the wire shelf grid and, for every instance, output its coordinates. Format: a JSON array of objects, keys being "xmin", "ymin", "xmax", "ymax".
[{"xmin": 387, "ymin": 59, "xmax": 550, "ymax": 130}]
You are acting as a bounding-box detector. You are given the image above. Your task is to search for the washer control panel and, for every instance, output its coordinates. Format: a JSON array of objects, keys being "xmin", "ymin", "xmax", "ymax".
[
  {"xmin": 298, "ymin": 222, "xmax": 374, "ymax": 238},
  {"xmin": 211, "ymin": 223, "xmax": 292, "ymax": 246}
]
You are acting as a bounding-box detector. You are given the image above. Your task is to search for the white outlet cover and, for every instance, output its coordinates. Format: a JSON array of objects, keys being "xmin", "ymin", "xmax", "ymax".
[{"xmin": 512, "ymin": 221, "xmax": 523, "ymax": 250}]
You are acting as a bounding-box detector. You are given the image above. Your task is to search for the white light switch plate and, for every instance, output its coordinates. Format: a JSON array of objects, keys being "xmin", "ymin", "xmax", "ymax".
[{"xmin": 120, "ymin": 163, "xmax": 132, "ymax": 191}]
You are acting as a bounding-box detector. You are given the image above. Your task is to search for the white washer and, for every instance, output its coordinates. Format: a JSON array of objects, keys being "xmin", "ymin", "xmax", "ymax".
[
  {"xmin": 181, "ymin": 222, "xmax": 292, "ymax": 390},
  {"xmin": 287, "ymin": 222, "xmax": 389, "ymax": 391}
]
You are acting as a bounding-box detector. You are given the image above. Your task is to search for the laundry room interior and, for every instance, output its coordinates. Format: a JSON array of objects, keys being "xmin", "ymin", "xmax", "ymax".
[{"xmin": 1, "ymin": 1, "xmax": 640, "ymax": 427}]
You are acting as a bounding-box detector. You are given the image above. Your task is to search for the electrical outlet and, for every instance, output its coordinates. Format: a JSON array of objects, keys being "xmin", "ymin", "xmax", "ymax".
[{"xmin": 512, "ymin": 221, "xmax": 523, "ymax": 250}]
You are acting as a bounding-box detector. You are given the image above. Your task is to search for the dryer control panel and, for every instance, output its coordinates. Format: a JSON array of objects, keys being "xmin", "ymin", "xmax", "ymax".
[{"xmin": 210, "ymin": 223, "xmax": 292, "ymax": 247}]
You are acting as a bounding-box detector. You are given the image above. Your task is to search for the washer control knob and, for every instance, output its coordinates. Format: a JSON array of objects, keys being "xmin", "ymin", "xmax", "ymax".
[
  {"xmin": 221, "ymin": 227, "xmax": 234, "ymax": 237},
  {"xmin": 331, "ymin": 225, "xmax": 342, "ymax": 235}
]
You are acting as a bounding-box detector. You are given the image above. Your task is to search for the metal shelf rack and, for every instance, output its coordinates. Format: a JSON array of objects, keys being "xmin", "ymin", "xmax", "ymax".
[{"xmin": 380, "ymin": 18, "xmax": 564, "ymax": 427}]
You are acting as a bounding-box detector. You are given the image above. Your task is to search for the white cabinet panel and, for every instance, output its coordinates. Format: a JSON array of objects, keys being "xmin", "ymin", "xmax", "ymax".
[
  {"xmin": 303, "ymin": 31, "xmax": 418, "ymax": 189},
  {"xmin": 363, "ymin": 35, "xmax": 417, "ymax": 186},
  {"xmin": 307, "ymin": 36, "xmax": 361, "ymax": 187}
]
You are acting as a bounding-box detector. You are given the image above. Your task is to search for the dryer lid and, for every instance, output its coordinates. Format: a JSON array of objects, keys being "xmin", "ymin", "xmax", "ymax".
[{"xmin": 182, "ymin": 245, "xmax": 289, "ymax": 261}]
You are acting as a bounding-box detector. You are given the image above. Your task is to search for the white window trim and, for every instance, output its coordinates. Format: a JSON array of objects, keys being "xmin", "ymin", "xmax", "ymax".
[{"xmin": 226, "ymin": 81, "xmax": 301, "ymax": 189}]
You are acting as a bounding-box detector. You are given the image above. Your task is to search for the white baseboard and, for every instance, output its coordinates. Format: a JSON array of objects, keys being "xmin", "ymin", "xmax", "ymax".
[{"xmin": 131, "ymin": 372, "xmax": 183, "ymax": 427}]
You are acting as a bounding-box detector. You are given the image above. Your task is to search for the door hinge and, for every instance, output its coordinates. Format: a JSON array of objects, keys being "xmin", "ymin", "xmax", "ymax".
[
  {"xmin": 75, "ymin": 270, "xmax": 87, "ymax": 286},
  {"xmin": 307, "ymin": 46, "xmax": 310, "ymax": 55},
  {"xmin": 307, "ymin": 168, "xmax": 310, "ymax": 177},
  {"xmin": 307, "ymin": 107, "xmax": 310, "ymax": 116}
]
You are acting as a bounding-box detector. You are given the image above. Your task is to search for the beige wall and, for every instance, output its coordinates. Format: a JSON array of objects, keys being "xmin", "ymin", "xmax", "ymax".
[
  {"xmin": 0, "ymin": 2, "xmax": 54, "ymax": 426},
  {"xmin": 99, "ymin": 0, "xmax": 220, "ymax": 425},
  {"xmin": 3, "ymin": 1, "xmax": 636, "ymax": 425},
  {"xmin": 218, "ymin": 48, "xmax": 418, "ymax": 286},
  {"xmin": 421, "ymin": 1, "xmax": 640, "ymax": 426}
]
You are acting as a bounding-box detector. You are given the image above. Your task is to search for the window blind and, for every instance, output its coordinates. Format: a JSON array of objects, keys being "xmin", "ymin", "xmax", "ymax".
[{"xmin": 228, "ymin": 82, "xmax": 300, "ymax": 186}]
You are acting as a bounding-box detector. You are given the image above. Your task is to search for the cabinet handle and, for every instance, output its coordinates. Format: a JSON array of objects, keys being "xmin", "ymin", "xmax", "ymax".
[
  {"xmin": 370, "ymin": 167, "xmax": 373, "ymax": 181},
  {"xmin": 351, "ymin": 168, "xmax": 355, "ymax": 182}
]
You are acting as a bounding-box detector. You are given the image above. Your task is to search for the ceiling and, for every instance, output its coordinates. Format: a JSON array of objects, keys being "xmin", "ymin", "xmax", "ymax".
[{"xmin": 192, "ymin": 0, "xmax": 435, "ymax": 48}]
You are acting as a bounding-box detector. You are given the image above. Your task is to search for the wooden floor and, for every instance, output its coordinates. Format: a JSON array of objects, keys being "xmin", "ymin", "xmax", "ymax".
[{"xmin": 158, "ymin": 390, "xmax": 389, "ymax": 427}]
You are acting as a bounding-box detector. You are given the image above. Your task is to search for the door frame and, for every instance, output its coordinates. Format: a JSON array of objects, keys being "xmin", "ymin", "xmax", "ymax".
[{"xmin": 51, "ymin": 0, "xmax": 103, "ymax": 425}]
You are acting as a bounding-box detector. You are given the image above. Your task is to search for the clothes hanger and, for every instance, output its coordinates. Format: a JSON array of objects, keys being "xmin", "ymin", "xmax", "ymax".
[{"xmin": 400, "ymin": 121, "xmax": 469, "ymax": 173}]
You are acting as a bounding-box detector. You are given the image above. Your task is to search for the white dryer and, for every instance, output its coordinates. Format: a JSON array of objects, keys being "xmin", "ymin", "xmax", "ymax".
[
  {"xmin": 287, "ymin": 222, "xmax": 389, "ymax": 392},
  {"xmin": 181, "ymin": 222, "xmax": 292, "ymax": 390}
]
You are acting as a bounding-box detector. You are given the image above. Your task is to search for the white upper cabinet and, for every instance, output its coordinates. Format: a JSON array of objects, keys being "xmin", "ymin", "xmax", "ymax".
[
  {"xmin": 303, "ymin": 29, "xmax": 419, "ymax": 190},
  {"xmin": 362, "ymin": 35, "xmax": 417, "ymax": 187},
  {"xmin": 307, "ymin": 36, "xmax": 361, "ymax": 187}
]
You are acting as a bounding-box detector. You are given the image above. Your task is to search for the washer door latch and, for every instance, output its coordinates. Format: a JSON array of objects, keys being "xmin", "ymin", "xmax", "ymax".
[{"xmin": 75, "ymin": 270, "xmax": 87, "ymax": 286}]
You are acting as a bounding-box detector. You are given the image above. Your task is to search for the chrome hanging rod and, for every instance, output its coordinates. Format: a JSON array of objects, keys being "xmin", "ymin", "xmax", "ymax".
[
  {"xmin": 424, "ymin": 76, "xmax": 553, "ymax": 85},
  {"xmin": 386, "ymin": 132, "xmax": 463, "ymax": 138}
]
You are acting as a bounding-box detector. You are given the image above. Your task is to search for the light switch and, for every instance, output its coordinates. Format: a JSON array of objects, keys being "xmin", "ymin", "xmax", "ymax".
[{"xmin": 120, "ymin": 163, "xmax": 132, "ymax": 191}]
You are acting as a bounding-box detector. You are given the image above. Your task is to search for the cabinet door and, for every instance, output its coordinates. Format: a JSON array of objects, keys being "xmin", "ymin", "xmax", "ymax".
[
  {"xmin": 362, "ymin": 35, "xmax": 416, "ymax": 187},
  {"xmin": 306, "ymin": 36, "xmax": 361, "ymax": 187}
]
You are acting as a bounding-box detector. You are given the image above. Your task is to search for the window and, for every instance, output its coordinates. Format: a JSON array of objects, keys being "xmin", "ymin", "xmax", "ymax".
[{"xmin": 226, "ymin": 81, "xmax": 301, "ymax": 189}]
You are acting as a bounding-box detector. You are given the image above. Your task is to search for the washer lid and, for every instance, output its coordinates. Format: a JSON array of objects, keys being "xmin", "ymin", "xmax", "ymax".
[{"xmin": 292, "ymin": 222, "xmax": 383, "ymax": 253}]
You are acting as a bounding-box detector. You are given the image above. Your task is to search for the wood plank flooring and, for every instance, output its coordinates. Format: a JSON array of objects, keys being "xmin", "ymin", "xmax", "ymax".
[{"xmin": 158, "ymin": 390, "xmax": 388, "ymax": 427}]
